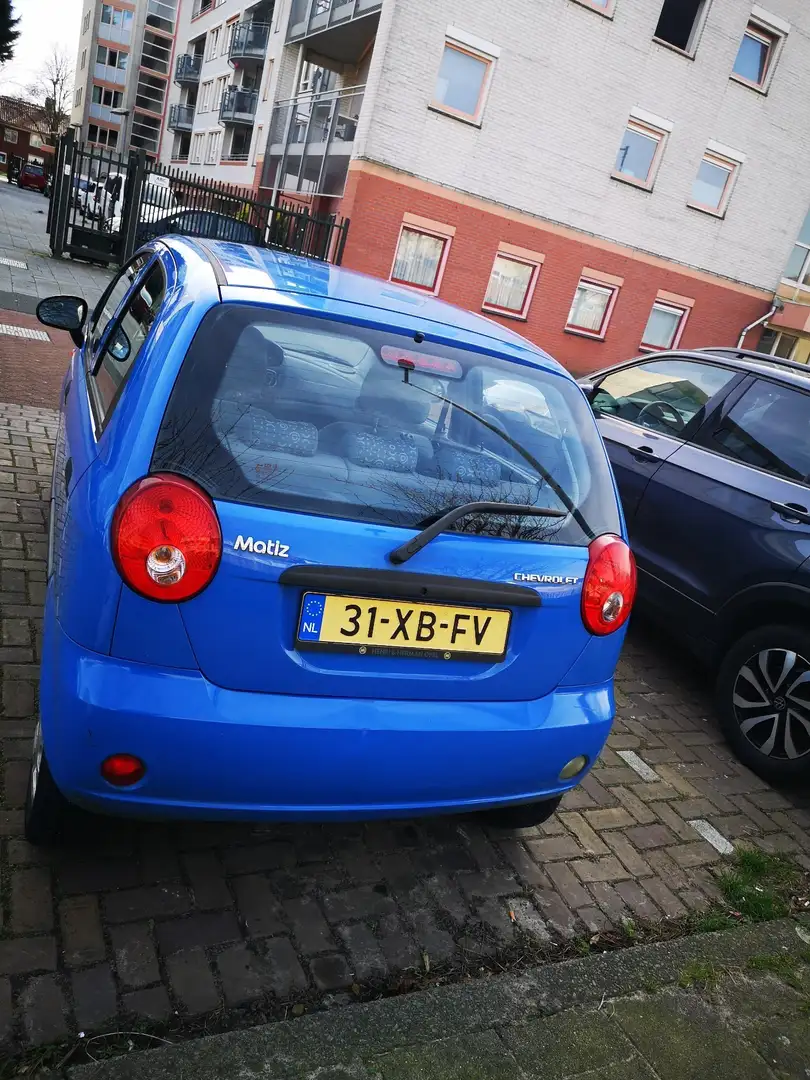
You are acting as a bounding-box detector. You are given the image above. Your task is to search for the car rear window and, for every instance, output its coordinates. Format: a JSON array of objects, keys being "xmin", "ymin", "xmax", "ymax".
[
  {"xmin": 24, "ymin": 165, "xmax": 44, "ymax": 175},
  {"xmin": 152, "ymin": 304, "xmax": 620, "ymax": 546}
]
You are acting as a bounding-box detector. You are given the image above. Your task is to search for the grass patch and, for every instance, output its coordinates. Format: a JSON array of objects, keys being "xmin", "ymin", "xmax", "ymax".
[
  {"xmin": 678, "ymin": 961, "xmax": 721, "ymax": 990},
  {"xmin": 714, "ymin": 848, "xmax": 800, "ymax": 923},
  {"xmin": 747, "ymin": 952, "xmax": 806, "ymax": 991}
]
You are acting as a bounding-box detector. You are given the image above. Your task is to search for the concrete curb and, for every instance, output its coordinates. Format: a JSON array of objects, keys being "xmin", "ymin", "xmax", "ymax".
[{"xmin": 68, "ymin": 916, "xmax": 810, "ymax": 1080}]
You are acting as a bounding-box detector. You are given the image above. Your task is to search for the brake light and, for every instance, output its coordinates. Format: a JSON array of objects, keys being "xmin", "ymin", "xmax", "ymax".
[
  {"xmin": 581, "ymin": 534, "xmax": 636, "ymax": 635},
  {"xmin": 111, "ymin": 474, "xmax": 221, "ymax": 602}
]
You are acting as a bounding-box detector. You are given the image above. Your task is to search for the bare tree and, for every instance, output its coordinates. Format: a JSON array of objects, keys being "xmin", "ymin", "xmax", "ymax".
[{"xmin": 26, "ymin": 45, "xmax": 72, "ymax": 145}]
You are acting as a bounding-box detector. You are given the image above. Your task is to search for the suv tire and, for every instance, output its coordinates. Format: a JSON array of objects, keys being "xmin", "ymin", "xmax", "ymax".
[{"xmin": 717, "ymin": 624, "xmax": 810, "ymax": 785}]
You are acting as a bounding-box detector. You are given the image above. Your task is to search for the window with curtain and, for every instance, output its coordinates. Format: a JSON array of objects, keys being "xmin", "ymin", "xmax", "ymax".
[
  {"xmin": 566, "ymin": 280, "xmax": 616, "ymax": 336},
  {"xmin": 483, "ymin": 255, "xmax": 537, "ymax": 315},
  {"xmin": 641, "ymin": 302, "xmax": 687, "ymax": 350},
  {"xmin": 391, "ymin": 228, "xmax": 448, "ymax": 292}
]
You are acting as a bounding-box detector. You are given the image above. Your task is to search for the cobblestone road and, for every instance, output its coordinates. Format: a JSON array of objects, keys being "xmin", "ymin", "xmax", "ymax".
[{"xmin": 0, "ymin": 403, "xmax": 808, "ymax": 1051}]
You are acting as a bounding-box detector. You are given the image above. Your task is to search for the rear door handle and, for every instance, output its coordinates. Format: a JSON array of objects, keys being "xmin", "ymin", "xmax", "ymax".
[
  {"xmin": 771, "ymin": 501, "xmax": 810, "ymax": 524},
  {"xmin": 631, "ymin": 445, "xmax": 659, "ymax": 463}
]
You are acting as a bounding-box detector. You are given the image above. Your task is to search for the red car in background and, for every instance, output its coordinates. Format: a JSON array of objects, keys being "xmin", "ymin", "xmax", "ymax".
[{"xmin": 17, "ymin": 163, "xmax": 47, "ymax": 194}]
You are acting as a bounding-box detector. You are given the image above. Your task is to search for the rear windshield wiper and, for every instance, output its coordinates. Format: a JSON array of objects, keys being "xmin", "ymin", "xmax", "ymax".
[{"xmin": 388, "ymin": 501, "xmax": 566, "ymax": 565}]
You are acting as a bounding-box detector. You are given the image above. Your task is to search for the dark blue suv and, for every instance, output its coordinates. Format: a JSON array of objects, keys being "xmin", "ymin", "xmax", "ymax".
[{"xmin": 586, "ymin": 347, "xmax": 810, "ymax": 784}]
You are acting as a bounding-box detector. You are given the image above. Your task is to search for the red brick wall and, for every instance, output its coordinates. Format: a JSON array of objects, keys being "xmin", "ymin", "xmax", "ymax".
[{"xmin": 337, "ymin": 169, "xmax": 770, "ymax": 375}]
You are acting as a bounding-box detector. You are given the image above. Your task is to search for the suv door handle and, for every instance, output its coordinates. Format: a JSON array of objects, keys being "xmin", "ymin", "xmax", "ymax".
[
  {"xmin": 771, "ymin": 501, "xmax": 810, "ymax": 524},
  {"xmin": 631, "ymin": 445, "xmax": 659, "ymax": 463}
]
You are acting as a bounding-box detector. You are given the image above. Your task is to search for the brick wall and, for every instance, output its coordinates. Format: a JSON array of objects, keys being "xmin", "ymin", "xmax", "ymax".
[{"xmin": 338, "ymin": 166, "xmax": 769, "ymax": 374}]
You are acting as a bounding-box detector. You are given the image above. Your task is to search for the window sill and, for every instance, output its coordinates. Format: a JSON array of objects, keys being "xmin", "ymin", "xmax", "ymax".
[
  {"xmin": 481, "ymin": 306, "xmax": 527, "ymax": 322},
  {"xmin": 568, "ymin": 0, "xmax": 614, "ymax": 18},
  {"xmin": 611, "ymin": 172, "xmax": 654, "ymax": 192},
  {"xmin": 729, "ymin": 73, "xmax": 769, "ymax": 95},
  {"xmin": 686, "ymin": 201, "xmax": 726, "ymax": 220},
  {"xmin": 651, "ymin": 37, "xmax": 696, "ymax": 60},
  {"xmin": 427, "ymin": 104, "xmax": 483, "ymax": 129},
  {"xmin": 564, "ymin": 327, "xmax": 607, "ymax": 341}
]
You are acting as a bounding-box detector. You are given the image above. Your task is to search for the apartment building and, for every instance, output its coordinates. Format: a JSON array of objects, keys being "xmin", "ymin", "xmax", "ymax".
[
  {"xmin": 70, "ymin": 0, "xmax": 179, "ymax": 158},
  {"xmin": 250, "ymin": 0, "xmax": 810, "ymax": 370},
  {"xmin": 761, "ymin": 205, "xmax": 810, "ymax": 364},
  {"xmin": 161, "ymin": 0, "xmax": 275, "ymax": 186}
]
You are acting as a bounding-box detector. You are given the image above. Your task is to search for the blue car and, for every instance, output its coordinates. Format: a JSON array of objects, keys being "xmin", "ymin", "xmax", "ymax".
[
  {"xmin": 29, "ymin": 239, "xmax": 634, "ymax": 843},
  {"xmin": 586, "ymin": 347, "xmax": 810, "ymax": 784}
]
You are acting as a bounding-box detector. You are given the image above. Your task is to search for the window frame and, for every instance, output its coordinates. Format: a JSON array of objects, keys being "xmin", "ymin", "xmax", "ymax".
[
  {"xmin": 565, "ymin": 277, "xmax": 620, "ymax": 340},
  {"xmin": 759, "ymin": 328, "xmax": 799, "ymax": 360},
  {"xmin": 687, "ymin": 151, "xmax": 739, "ymax": 218},
  {"xmin": 430, "ymin": 37, "xmax": 496, "ymax": 127},
  {"xmin": 481, "ymin": 248, "xmax": 543, "ymax": 320},
  {"xmin": 569, "ymin": 0, "xmax": 614, "ymax": 17},
  {"xmin": 730, "ymin": 19, "xmax": 782, "ymax": 92},
  {"xmin": 640, "ymin": 300, "xmax": 690, "ymax": 352},
  {"xmin": 389, "ymin": 222, "xmax": 453, "ymax": 295},
  {"xmin": 612, "ymin": 118, "xmax": 668, "ymax": 191},
  {"xmin": 653, "ymin": 0, "xmax": 711, "ymax": 58}
]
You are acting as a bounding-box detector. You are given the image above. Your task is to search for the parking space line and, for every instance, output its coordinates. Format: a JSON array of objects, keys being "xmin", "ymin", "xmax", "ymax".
[
  {"xmin": 689, "ymin": 818, "xmax": 734, "ymax": 854},
  {"xmin": 616, "ymin": 750, "xmax": 661, "ymax": 783}
]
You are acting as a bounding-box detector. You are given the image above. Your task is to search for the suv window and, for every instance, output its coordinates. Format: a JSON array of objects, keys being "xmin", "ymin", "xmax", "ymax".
[
  {"xmin": 89, "ymin": 254, "xmax": 151, "ymax": 355},
  {"xmin": 699, "ymin": 380, "xmax": 810, "ymax": 485},
  {"xmin": 592, "ymin": 358, "xmax": 736, "ymax": 437},
  {"xmin": 153, "ymin": 304, "xmax": 621, "ymax": 547},
  {"xmin": 89, "ymin": 261, "xmax": 165, "ymax": 428}
]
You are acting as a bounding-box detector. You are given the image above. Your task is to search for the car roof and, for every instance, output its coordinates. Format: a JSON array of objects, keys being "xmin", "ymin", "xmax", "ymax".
[
  {"xmin": 161, "ymin": 236, "xmax": 565, "ymax": 375},
  {"xmin": 591, "ymin": 347, "xmax": 810, "ymax": 391}
]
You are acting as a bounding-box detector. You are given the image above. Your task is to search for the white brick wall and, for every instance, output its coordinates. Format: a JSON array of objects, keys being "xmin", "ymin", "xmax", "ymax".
[{"xmin": 359, "ymin": 0, "xmax": 810, "ymax": 291}]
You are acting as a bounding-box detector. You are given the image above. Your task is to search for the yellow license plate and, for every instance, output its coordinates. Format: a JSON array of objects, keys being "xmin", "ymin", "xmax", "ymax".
[{"xmin": 296, "ymin": 592, "xmax": 511, "ymax": 661}]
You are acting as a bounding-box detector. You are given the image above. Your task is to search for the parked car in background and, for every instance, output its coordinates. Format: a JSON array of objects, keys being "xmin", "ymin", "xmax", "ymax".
[
  {"xmin": 72, "ymin": 175, "xmax": 96, "ymax": 211},
  {"xmin": 585, "ymin": 348, "xmax": 810, "ymax": 783},
  {"xmin": 135, "ymin": 208, "xmax": 260, "ymax": 247},
  {"xmin": 28, "ymin": 238, "xmax": 636, "ymax": 843},
  {"xmin": 17, "ymin": 162, "xmax": 47, "ymax": 193},
  {"xmin": 92, "ymin": 171, "xmax": 180, "ymax": 230}
]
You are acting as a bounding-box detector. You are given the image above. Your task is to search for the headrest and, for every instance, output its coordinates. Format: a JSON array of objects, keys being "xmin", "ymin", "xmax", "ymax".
[
  {"xmin": 357, "ymin": 365, "xmax": 438, "ymax": 426},
  {"xmin": 218, "ymin": 328, "xmax": 285, "ymax": 401}
]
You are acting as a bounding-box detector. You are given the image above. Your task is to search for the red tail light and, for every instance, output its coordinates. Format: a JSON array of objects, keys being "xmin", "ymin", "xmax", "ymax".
[
  {"xmin": 111, "ymin": 474, "xmax": 221, "ymax": 602},
  {"xmin": 101, "ymin": 754, "xmax": 146, "ymax": 786},
  {"xmin": 581, "ymin": 534, "xmax": 636, "ymax": 635}
]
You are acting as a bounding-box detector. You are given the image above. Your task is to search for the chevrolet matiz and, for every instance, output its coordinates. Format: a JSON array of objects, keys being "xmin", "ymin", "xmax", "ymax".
[{"xmin": 28, "ymin": 238, "xmax": 635, "ymax": 843}]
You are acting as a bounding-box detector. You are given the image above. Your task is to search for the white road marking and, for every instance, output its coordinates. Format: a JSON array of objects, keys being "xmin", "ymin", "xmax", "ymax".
[
  {"xmin": 689, "ymin": 818, "xmax": 734, "ymax": 855},
  {"xmin": 0, "ymin": 256, "xmax": 27, "ymax": 268},
  {"xmin": 0, "ymin": 323, "xmax": 50, "ymax": 342},
  {"xmin": 616, "ymin": 749, "xmax": 660, "ymax": 782}
]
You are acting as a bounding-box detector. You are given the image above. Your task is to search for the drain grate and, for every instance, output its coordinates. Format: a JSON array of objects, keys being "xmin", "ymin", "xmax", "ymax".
[
  {"xmin": 0, "ymin": 256, "xmax": 28, "ymax": 269},
  {"xmin": 0, "ymin": 323, "xmax": 50, "ymax": 342}
]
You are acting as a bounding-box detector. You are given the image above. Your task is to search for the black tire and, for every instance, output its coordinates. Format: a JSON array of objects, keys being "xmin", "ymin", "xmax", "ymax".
[
  {"xmin": 479, "ymin": 794, "xmax": 563, "ymax": 829},
  {"xmin": 716, "ymin": 624, "xmax": 810, "ymax": 785},
  {"xmin": 24, "ymin": 722, "xmax": 71, "ymax": 845}
]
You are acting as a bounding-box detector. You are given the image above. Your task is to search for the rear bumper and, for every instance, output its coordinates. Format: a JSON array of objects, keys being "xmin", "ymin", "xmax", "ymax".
[{"xmin": 41, "ymin": 604, "xmax": 615, "ymax": 821}]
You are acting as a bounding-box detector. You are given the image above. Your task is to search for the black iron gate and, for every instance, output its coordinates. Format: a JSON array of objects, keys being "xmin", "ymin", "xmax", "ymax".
[{"xmin": 48, "ymin": 130, "xmax": 349, "ymax": 267}]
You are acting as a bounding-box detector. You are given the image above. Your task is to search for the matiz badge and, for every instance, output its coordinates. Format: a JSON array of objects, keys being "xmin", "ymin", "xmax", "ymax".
[
  {"xmin": 514, "ymin": 573, "xmax": 580, "ymax": 584},
  {"xmin": 234, "ymin": 535, "xmax": 290, "ymax": 557}
]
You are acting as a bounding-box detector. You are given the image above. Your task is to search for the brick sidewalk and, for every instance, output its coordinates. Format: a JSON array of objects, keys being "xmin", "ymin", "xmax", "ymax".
[
  {"xmin": 0, "ymin": 403, "xmax": 808, "ymax": 1051},
  {"xmin": 0, "ymin": 310, "xmax": 74, "ymax": 409}
]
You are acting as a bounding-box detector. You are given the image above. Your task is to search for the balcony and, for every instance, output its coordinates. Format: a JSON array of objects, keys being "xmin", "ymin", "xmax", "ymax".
[
  {"xmin": 168, "ymin": 103, "xmax": 195, "ymax": 132},
  {"xmin": 175, "ymin": 53, "xmax": 202, "ymax": 85},
  {"xmin": 264, "ymin": 84, "xmax": 363, "ymax": 198},
  {"xmin": 229, "ymin": 22, "xmax": 270, "ymax": 64},
  {"xmin": 287, "ymin": 0, "xmax": 381, "ymax": 63},
  {"xmin": 220, "ymin": 87, "xmax": 258, "ymax": 125}
]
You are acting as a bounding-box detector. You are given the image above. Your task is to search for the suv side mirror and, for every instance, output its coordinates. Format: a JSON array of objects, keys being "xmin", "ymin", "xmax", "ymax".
[{"xmin": 37, "ymin": 296, "xmax": 88, "ymax": 349}]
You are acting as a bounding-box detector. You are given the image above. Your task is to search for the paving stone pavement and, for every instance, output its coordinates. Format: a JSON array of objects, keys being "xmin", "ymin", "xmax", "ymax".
[{"xmin": 0, "ymin": 402, "xmax": 809, "ymax": 1052}]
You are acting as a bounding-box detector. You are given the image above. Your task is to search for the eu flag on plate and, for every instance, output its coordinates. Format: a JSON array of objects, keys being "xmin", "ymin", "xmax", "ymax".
[{"xmin": 298, "ymin": 593, "xmax": 326, "ymax": 641}]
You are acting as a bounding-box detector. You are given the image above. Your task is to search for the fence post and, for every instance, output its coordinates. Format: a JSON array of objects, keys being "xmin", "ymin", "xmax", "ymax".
[
  {"xmin": 50, "ymin": 129, "xmax": 75, "ymax": 259},
  {"xmin": 119, "ymin": 149, "xmax": 148, "ymax": 263},
  {"xmin": 334, "ymin": 217, "xmax": 349, "ymax": 265}
]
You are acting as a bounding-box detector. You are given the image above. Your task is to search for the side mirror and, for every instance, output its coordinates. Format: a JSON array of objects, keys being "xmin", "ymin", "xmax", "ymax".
[
  {"xmin": 37, "ymin": 295, "xmax": 88, "ymax": 349},
  {"xmin": 108, "ymin": 326, "xmax": 131, "ymax": 363},
  {"xmin": 578, "ymin": 380, "xmax": 598, "ymax": 404}
]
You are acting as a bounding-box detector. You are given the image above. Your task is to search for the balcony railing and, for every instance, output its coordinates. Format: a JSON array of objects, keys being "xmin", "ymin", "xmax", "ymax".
[
  {"xmin": 219, "ymin": 87, "xmax": 258, "ymax": 125},
  {"xmin": 175, "ymin": 53, "xmax": 202, "ymax": 85},
  {"xmin": 264, "ymin": 84, "xmax": 363, "ymax": 198},
  {"xmin": 229, "ymin": 22, "xmax": 270, "ymax": 63},
  {"xmin": 287, "ymin": 0, "xmax": 382, "ymax": 43},
  {"xmin": 168, "ymin": 104, "xmax": 195, "ymax": 132}
]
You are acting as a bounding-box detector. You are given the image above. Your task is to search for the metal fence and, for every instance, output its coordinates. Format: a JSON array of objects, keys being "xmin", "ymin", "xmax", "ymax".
[{"xmin": 47, "ymin": 130, "xmax": 350, "ymax": 267}]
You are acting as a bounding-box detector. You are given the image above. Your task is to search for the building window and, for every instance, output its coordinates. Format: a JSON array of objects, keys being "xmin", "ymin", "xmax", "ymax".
[
  {"xmin": 206, "ymin": 26, "xmax": 221, "ymax": 60},
  {"xmin": 641, "ymin": 301, "xmax": 689, "ymax": 350},
  {"xmin": 784, "ymin": 208, "xmax": 810, "ymax": 286},
  {"xmin": 216, "ymin": 75, "xmax": 229, "ymax": 109},
  {"xmin": 654, "ymin": 0, "xmax": 708, "ymax": 54},
  {"xmin": 732, "ymin": 19, "xmax": 781, "ymax": 89},
  {"xmin": 758, "ymin": 328, "xmax": 799, "ymax": 359},
  {"xmin": 432, "ymin": 35, "xmax": 496, "ymax": 125},
  {"xmin": 482, "ymin": 249, "xmax": 543, "ymax": 319},
  {"xmin": 200, "ymin": 80, "xmax": 213, "ymax": 112},
  {"xmin": 83, "ymin": 9, "xmax": 90, "ymax": 33},
  {"xmin": 391, "ymin": 225, "xmax": 451, "ymax": 293},
  {"xmin": 570, "ymin": 0, "xmax": 614, "ymax": 16},
  {"xmin": 191, "ymin": 132, "xmax": 204, "ymax": 163},
  {"xmin": 74, "ymin": 87, "xmax": 83, "ymax": 107},
  {"xmin": 252, "ymin": 125, "xmax": 264, "ymax": 165},
  {"xmin": 613, "ymin": 117, "xmax": 668, "ymax": 188},
  {"xmin": 80, "ymin": 48, "xmax": 87, "ymax": 70},
  {"xmin": 0, "ymin": 152, "xmax": 6, "ymax": 164},
  {"xmin": 4, "ymin": 128, "xmax": 17, "ymax": 145},
  {"xmin": 688, "ymin": 151, "xmax": 739, "ymax": 216},
  {"xmin": 566, "ymin": 278, "xmax": 619, "ymax": 338}
]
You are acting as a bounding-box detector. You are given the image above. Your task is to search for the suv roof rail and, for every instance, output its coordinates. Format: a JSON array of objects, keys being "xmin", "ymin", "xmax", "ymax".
[{"xmin": 696, "ymin": 346, "xmax": 810, "ymax": 374}]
